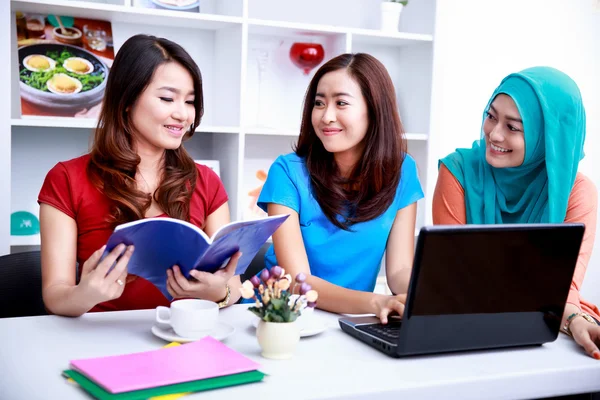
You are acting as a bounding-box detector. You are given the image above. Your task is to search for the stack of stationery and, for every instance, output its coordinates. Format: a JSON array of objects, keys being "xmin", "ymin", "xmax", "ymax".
[{"xmin": 62, "ymin": 337, "xmax": 264, "ymax": 400}]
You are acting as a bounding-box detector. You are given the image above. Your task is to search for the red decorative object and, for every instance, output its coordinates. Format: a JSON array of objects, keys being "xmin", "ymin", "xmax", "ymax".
[{"xmin": 289, "ymin": 42, "xmax": 325, "ymax": 75}]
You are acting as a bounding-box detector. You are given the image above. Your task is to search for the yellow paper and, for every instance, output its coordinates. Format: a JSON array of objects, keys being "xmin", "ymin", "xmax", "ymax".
[{"xmin": 150, "ymin": 393, "xmax": 189, "ymax": 400}]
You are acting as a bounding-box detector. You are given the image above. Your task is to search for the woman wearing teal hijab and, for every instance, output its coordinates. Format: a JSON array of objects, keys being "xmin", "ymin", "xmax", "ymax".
[{"xmin": 433, "ymin": 67, "xmax": 600, "ymax": 359}]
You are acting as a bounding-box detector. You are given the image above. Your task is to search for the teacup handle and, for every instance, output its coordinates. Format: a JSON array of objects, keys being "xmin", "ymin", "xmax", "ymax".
[{"xmin": 156, "ymin": 306, "xmax": 171, "ymax": 325}]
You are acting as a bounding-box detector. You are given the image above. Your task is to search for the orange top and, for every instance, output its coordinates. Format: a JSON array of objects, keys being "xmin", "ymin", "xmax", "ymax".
[{"xmin": 433, "ymin": 163, "xmax": 600, "ymax": 320}]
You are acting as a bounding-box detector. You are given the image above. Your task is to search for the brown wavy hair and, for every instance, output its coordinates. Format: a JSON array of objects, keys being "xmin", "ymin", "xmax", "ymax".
[
  {"xmin": 295, "ymin": 53, "xmax": 407, "ymax": 230},
  {"xmin": 88, "ymin": 34, "xmax": 203, "ymax": 227}
]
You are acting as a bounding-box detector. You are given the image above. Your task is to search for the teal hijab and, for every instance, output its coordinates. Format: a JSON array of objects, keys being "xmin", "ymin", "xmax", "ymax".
[{"xmin": 440, "ymin": 67, "xmax": 586, "ymax": 224}]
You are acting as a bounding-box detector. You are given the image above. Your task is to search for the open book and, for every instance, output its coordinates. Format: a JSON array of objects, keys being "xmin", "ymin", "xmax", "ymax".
[{"xmin": 103, "ymin": 215, "xmax": 288, "ymax": 299}]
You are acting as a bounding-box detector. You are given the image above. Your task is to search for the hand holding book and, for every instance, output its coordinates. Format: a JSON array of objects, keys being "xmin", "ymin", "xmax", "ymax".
[
  {"xmin": 76, "ymin": 243, "xmax": 135, "ymax": 307},
  {"xmin": 166, "ymin": 251, "xmax": 242, "ymax": 301}
]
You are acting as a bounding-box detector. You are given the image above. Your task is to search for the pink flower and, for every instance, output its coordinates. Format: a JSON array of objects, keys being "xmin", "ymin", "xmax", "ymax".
[
  {"xmin": 296, "ymin": 272, "xmax": 307, "ymax": 283},
  {"xmin": 270, "ymin": 265, "xmax": 284, "ymax": 278},
  {"xmin": 240, "ymin": 281, "xmax": 255, "ymax": 299},
  {"xmin": 278, "ymin": 278, "xmax": 291, "ymax": 291},
  {"xmin": 300, "ymin": 282, "xmax": 311, "ymax": 295},
  {"xmin": 250, "ymin": 275, "xmax": 261, "ymax": 288},
  {"xmin": 305, "ymin": 289, "xmax": 318, "ymax": 302},
  {"xmin": 260, "ymin": 269, "xmax": 270, "ymax": 282}
]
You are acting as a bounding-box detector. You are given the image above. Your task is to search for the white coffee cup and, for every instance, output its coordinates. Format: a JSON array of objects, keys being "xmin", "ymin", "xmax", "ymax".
[{"xmin": 156, "ymin": 299, "xmax": 218, "ymax": 339}]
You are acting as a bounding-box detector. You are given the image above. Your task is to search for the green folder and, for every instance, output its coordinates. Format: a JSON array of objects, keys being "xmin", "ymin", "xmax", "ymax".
[{"xmin": 63, "ymin": 369, "xmax": 265, "ymax": 400}]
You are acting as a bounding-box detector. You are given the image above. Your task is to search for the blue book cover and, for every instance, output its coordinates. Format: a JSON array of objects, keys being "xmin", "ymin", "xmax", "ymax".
[{"xmin": 103, "ymin": 215, "xmax": 288, "ymax": 299}]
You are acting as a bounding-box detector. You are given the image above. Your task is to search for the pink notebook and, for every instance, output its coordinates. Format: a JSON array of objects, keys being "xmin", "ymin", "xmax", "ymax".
[{"xmin": 70, "ymin": 337, "xmax": 261, "ymax": 394}]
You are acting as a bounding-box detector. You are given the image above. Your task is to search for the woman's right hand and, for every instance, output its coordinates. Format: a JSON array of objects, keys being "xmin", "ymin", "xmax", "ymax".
[
  {"xmin": 76, "ymin": 244, "xmax": 134, "ymax": 307},
  {"xmin": 373, "ymin": 294, "xmax": 407, "ymax": 324}
]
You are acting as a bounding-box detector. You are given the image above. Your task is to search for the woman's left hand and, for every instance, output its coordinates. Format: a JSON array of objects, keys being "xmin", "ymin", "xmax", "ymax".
[
  {"xmin": 569, "ymin": 317, "xmax": 600, "ymax": 360},
  {"xmin": 166, "ymin": 251, "xmax": 242, "ymax": 302}
]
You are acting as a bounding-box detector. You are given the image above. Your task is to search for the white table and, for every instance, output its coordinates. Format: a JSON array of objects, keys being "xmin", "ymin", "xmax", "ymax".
[{"xmin": 1, "ymin": 305, "xmax": 599, "ymax": 400}]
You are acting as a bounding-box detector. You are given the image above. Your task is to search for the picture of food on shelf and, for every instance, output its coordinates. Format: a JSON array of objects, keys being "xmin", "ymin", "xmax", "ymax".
[
  {"xmin": 132, "ymin": 0, "xmax": 200, "ymax": 12},
  {"xmin": 15, "ymin": 12, "xmax": 114, "ymax": 118}
]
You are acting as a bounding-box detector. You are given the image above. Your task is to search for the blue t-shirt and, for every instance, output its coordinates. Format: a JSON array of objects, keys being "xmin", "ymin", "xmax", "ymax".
[{"xmin": 257, "ymin": 153, "xmax": 424, "ymax": 292}]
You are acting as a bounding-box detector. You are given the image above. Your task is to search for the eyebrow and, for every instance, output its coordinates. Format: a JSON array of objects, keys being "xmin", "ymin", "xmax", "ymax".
[
  {"xmin": 315, "ymin": 92, "xmax": 355, "ymax": 98},
  {"xmin": 490, "ymin": 104, "xmax": 522, "ymax": 123},
  {"xmin": 157, "ymin": 86, "xmax": 195, "ymax": 96}
]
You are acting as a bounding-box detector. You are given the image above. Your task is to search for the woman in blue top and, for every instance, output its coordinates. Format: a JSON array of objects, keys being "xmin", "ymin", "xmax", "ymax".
[{"xmin": 258, "ymin": 53, "xmax": 424, "ymax": 322}]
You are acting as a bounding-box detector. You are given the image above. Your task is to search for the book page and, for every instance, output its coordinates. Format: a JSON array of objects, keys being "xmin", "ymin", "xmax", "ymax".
[
  {"xmin": 197, "ymin": 214, "xmax": 289, "ymax": 275},
  {"xmin": 210, "ymin": 214, "xmax": 289, "ymax": 242}
]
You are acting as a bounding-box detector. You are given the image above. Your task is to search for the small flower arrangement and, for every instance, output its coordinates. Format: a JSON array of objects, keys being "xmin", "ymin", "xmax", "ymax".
[{"xmin": 240, "ymin": 266, "xmax": 318, "ymax": 323}]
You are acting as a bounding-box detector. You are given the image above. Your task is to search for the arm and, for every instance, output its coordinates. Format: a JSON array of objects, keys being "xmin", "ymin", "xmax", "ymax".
[
  {"xmin": 432, "ymin": 164, "xmax": 467, "ymax": 225},
  {"xmin": 559, "ymin": 175, "xmax": 600, "ymax": 358},
  {"xmin": 40, "ymin": 204, "xmax": 131, "ymax": 317},
  {"xmin": 563, "ymin": 175, "xmax": 598, "ymax": 315},
  {"xmin": 385, "ymin": 203, "xmax": 417, "ymax": 294},
  {"xmin": 268, "ymin": 203, "xmax": 404, "ymax": 319},
  {"xmin": 167, "ymin": 202, "xmax": 242, "ymax": 306},
  {"xmin": 40, "ymin": 203, "xmax": 88, "ymax": 316}
]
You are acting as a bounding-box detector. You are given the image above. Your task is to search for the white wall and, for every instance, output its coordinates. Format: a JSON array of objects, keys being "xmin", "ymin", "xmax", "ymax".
[{"xmin": 427, "ymin": 0, "xmax": 600, "ymax": 304}]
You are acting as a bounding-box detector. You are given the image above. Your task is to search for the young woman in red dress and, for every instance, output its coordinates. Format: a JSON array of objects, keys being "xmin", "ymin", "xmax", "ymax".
[{"xmin": 38, "ymin": 34, "xmax": 242, "ymax": 316}]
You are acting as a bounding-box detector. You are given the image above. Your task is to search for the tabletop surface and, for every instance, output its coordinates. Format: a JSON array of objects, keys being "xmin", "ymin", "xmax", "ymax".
[{"xmin": 1, "ymin": 305, "xmax": 599, "ymax": 400}]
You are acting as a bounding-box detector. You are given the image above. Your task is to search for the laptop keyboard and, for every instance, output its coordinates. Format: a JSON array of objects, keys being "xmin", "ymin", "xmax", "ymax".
[{"xmin": 356, "ymin": 321, "xmax": 402, "ymax": 342}]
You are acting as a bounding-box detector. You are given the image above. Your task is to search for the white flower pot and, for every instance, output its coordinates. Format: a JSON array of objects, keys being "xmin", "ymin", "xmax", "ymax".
[
  {"xmin": 380, "ymin": 2, "xmax": 404, "ymax": 32},
  {"xmin": 256, "ymin": 320, "xmax": 300, "ymax": 360}
]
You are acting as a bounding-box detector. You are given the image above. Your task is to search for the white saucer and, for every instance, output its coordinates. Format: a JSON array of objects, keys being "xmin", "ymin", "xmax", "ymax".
[
  {"xmin": 152, "ymin": 322, "xmax": 235, "ymax": 343},
  {"xmin": 251, "ymin": 317, "xmax": 327, "ymax": 338}
]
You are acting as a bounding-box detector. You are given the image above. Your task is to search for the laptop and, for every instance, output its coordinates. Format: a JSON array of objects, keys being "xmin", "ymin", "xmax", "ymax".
[{"xmin": 339, "ymin": 224, "xmax": 584, "ymax": 358}]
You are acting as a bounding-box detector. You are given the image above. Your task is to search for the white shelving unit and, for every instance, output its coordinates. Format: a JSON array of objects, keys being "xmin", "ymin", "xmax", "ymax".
[{"xmin": 6, "ymin": 0, "xmax": 436, "ymax": 250}]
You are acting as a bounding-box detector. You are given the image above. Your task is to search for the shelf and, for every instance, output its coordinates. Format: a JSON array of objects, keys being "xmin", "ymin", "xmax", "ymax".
[
  {"xmin": 11, "ymin": 118, "xmax": 240, "ymax": 134},
  {"xmin": 405, "ymin": 133, "xmax": 429, "ymax": 141},
  {"xmin": 244, "ymin": 127, "xmax": 298, "ymax": 136},
  {"xmin": 11, "ymin": 0, "xmax": 243, "ymax": 30},
  {"xmin": 11, "ymin": 234, "xmax": 40, "ymax": 247},
  {"xmin": 196, "ymin": 126, "xmax": 240, "ymax": 134},
  {"xmin": 245, "ymin": 127, "xmax": 428, "ymax": 141},
  {"xmin": 350, "ymin": 29, "xmax": 433, "ymax": 47},
  {"xmin": 12, "ymin": 117, "xmax": 96, "ymax": 129},
  {"xmin": 247, "ymin": 18, "xmax": 433, "ymax": 47},
  {"xmin": 248, "ymin": 18, "xmax": 347, "ymax": 37}
]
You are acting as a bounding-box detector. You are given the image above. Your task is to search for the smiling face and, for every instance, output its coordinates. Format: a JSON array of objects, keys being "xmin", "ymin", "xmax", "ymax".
[
  {"xmin": 483, "ymin": 94, "xmax": 526, "ymax": 168},
  {"xmin": 311, "ymin": 69, "xmax": 369, "ymax": 165},
  {"xmin": 129, "ymin": 61, "xmax": 196, "ymax": 153}
]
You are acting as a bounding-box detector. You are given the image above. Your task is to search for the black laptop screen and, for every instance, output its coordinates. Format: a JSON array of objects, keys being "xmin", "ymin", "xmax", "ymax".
[{"xmin": 408, "ymin": 225, "xmax": 583, "ymax": 317}]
